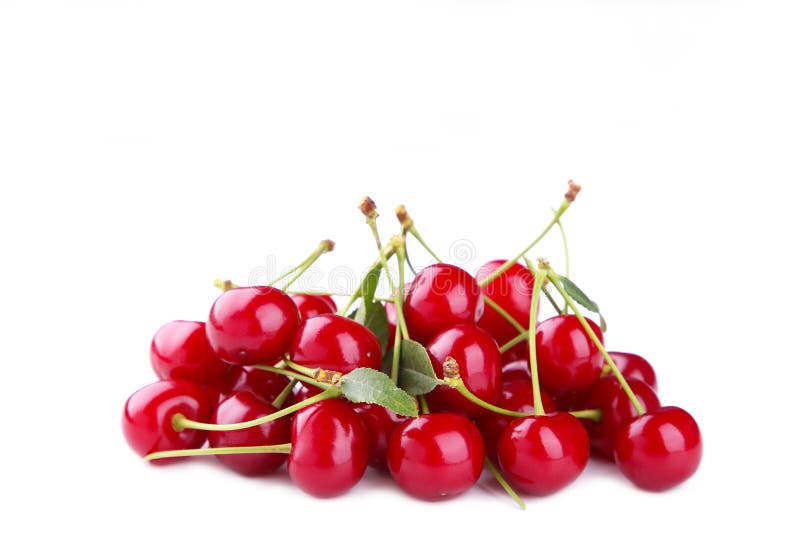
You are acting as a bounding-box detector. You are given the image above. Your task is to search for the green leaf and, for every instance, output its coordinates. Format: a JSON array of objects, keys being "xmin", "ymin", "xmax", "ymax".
[
  {"xmin": 398, "ymin": 339, "xmax": 440, "ymax": 396},
  {"xmin": 340, "ymin": 368, "xmax": 418, "ymax": 417},
  {"xmin": 560, "ymin": 276, "xmax": 600, "ymax": 313},
  {"xmin": 359, "ymin": 264, "xmax": 383, "ymax": 315},
  {"xmin": 599, "ymin": 313, "xmax": 608, "ymax": 333},
  {"xmin": 355, "ymin": 303, "xmax": 389, "ymax": 354}
]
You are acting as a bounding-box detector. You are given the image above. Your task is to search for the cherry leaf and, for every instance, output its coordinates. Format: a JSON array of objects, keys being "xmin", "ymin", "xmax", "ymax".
[
  {"xmin": 398, "ymin": 339, "xmax": 440, "ymax": 396},
  {"xmin": 359, "ymin": 264, "xmax": 383, "ymax": 314},
  {"xmin": 340, "ymin": 368, "xmax": 418, "ymax": 417},
  {"xmin": 560, "ymin": 276, "xmax": 600, "ymax": 313}
]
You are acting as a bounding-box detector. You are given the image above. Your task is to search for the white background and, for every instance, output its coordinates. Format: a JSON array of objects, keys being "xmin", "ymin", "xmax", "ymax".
[{"xmin": 1, "ymin": 1, "xmax": 798, "ymax": 532}]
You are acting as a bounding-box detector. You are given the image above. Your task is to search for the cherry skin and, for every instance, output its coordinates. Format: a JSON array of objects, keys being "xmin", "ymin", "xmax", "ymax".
[
  {"xmin": 535, "ymin": 315, "xmax": 604, "ymax": 395},
  {"xmin": 291, "ymin": 314, "xmax": 382, "ymax": 373},
  {"xmin": 214, "ymin": 366, "xmax": 291, "ymax": 406},
  {"xmin": 122, "ymin": 379, "xmax": 212, "ymax": 460},
  {"xmin": 501, "ymin": 341, "xmax": 530, "ymax": 364},
  {"xmin": 290, "ymin": 293, "xmax": 337, "ymax": 322},
  {"xmin": 387, "ymin": 413, "xmax": 485, "ymax": 501},
  {"xmin": 206, "ymin": 286, "xmax": 300, "ymax": 366},
  {"xmin": 476, "ymin": 260, "xmax": 535, "ymax": 346},
  {"xmin": 614, "ymin": 406, "xmax": 702, "ymax": 491},
  {"xmin": 497, "ymin": 412, "xmax": 590, "ymax": 496},
  {"xmin": 353, "ymin": 402, "xmax": 411, "ymax": 470},
  {"xmin": 150, "ymin": 321, "xmax": 229, "ymax": 386},
  {"xmin": 425, "ymin": 324, "xmax": 502, "ymax": 418},
  {"xmin": 208, "ymin": 392, "xmax": 291, "ymax": 476},
  {"xmin": 606, "ymin": 351, "xmax": 658, "ymax": 392},
  {"xmin": 403, "ymin": 263, "xmax": 484, "ymax": 345},
  {"xmin": 287, "ymin": 399, "xmax": 369, "ymax": 497}
]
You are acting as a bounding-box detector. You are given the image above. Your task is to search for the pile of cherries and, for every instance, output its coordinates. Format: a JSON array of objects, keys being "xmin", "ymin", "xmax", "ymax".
[{"xmin": 122, "ymin": 186, "xmax": 702, "ymax": 506}]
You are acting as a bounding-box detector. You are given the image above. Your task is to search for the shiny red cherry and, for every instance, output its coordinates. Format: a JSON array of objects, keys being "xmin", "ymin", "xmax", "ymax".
[
  {"xmin": 501, "ymin": 359, "xmax": 531, "ymax": 381},
  {"xmin": 150, "ymin": 320, "xmax": 229, "ymax": 386},
  {"xmin": 614, "ymin": 406, "xmax": 702, "ymax": 491},
  {"xmin": 403, "ymin": 263, "xmax": 484, "ymax": 345},
  {"xmin": 287, "ymin": 399, "xmax": 369, "ymax": 497},
  {"xmin": 206, "ymin": 286, "xmax": 300, "ymax": 366},
  {"xmin": 476, "ymin": 260, "xmax": 535, "ymax": 346},
  {"xmin": 425, "ymin": 325, "xmax": 502, "ymax": 418},
  {"xmin": 387, "ymin": 413, "xmax": 485, "ymax": 500},
  {"xmin": 291, "ymin": 314, "xmax": 382, "ymax": 373},
  {"xmin": 122, "ymin": 379, "xmax": 212, "ymax": 460},
  {"xmin": 215, "ymin": 366, "xmax": 291, "ymax": 405},
  {"xmin": 290, "ymin": 294, "xmax": 337, "ymax": 322},
  {"xmin": 497, "ymin": 412, "xmax": 589, "ymax": 495},
  {"xmin": 536, "ymin": 315, "xmax": 604, "ymax": 395},
  {"xmin": 208, "ymin": 392, "xmax": 291, "ymax": 476},
  {"xmin": 353, "ymin": 402, "xmax": 411, "ymax": 470},
  {"xmin": 501, "ymin": 341, "xmax": 530, "ymax": 364},
  {"xmin": 607, "ymin": 351, "xmax": 658, "ymax": 392}
]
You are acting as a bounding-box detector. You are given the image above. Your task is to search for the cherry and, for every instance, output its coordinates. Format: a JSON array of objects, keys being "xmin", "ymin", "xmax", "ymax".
[
  {"xmin": 353, "ymin": 402, "xmax": 411, "ymax": 470},
  {"xmin": 403, "ymin": 263, "xmax": 484, "ymax": 345},
  {"xmin": 291, "ymin": 314, "xmax": 382, "ymax": 373},
  {"xmin": 497, "ymin": 412, "xmax": 589, "ymax": 496},
  {"xmin": 475, "ymin": 380, "xmax": 557, "ymax": 463},
  {"xmin": 206, "ymin": 286, "xmax": 300, "ymax": 366},
  {"xmin": 476, "ymin": 260, "xmax": 535, "ymax": 346},
  {"xmin": 614, "ymin": 406, "xmax": 702, "ymax": 491},
  {"xmin": 583, "ymin": 377, "xmax": 661, "ymax": 459},
  {"xmin": 501, "ymin": 341, "xmax": 530, "ymax": 364},
  {"xmin": 501, "ymin": 359, "xmax": 531, "ymax": 382},
  {"xmin": 425, "ymin": 324, "xmax": 502, "ymax": 418},
  {"xmin": 208, "ymin": 392, "xmax": 291, "ymax": 476},
  {"xmin": 536, "ymin": 314, "xmax": 604, "ymax": 395},
  {"xmin": 291, "ymin": 293, "xmax": 337, "ymax": 322},
  {"xmin": 606, "ymin": 351, "xmax": 658, "ymax": 392},
  {"xmin": 122, "ymin": 379, "xmax": 212, "ymax": 460},
  {"xmin": 214, "ymin": 366, "xmax": 291, "ymax": 406},
  {"xmin": 150, "ymin": 321, "xmax": 229, "ymax": 386},
  {"xmin": 287, "ymin": 399, "xmax": 369, "ymax": 497},
  {"xmin": 387, "ymin": 413, "xmax": 485, "ymax": 501}
]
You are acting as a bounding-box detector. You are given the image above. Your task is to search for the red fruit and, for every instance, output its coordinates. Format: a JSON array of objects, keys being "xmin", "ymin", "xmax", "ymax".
[
  {"xmin": 290, "ymin": 294, "xmax": 337, "ymax": 322},
  {"xmin": 536, "ymin": 315, "xmax": 604, "ymax": 395},
  {"xmin": 150, "ymin": 320, "xmax": 229, "ymax": 386},
  {"xmin": 497, "ymin": 412, "xmax": 589, "ymax": 496},
  {"xmin": 607, "ymin": 351, "xmax": 658, "ymax": 392},
  {"xmin": 353, "ymin": 403, "xmax": 410, "ymax": 470},
  {"xmin": 206, "ymin": 286, "xmax": 300, "ymax": 366},
  {"xmin": 425, "ymin": 325, "xmax": 502, "ymax": 418},
  {"xmin": 215, "ymin": 366, "xmax": 291, "ymax": 405},
  {"xmin": 122, "ymin": 379, "xmax": 212, "ymax": 460},
  {"xmin": 614, "ymin": 406, "xmax": 702, "ymax": 491},
  {"xmin": 476, "ymin": 260, "xmax": 535, "ymax": 345},
  {"xmin": 501, "ymin": 359, "xmax": 531, "ymax": 382},
  {"xmin": 287, "ymin": 399, "xmax": 369, "ymax": 497},
  {"xmin": 501, "ymin": 341, "xmax": 530, "ymax": 364},
  {"xmin": 387, "ymin": 413, "xmax": 485, "ymax": 500},
  {"xmin": 291, "ymin": 314, "xmax": 382, "ymax": 373},
  {"xmin": 208, "ymin": 392, "xmax": 291, "ymax": 476},
  {"xmin": 403, "ymin": 263, "xmax": 484, "ymax": 345}
]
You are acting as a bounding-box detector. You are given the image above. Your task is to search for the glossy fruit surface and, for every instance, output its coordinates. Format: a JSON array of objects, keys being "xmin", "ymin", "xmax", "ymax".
[
  {"xmin": 206, "ymin": 286, "xmax": 300, "ymax": 366},
  {"xmin": 501, "ymin": 359, "xmax": 531, "ymax": 381},
  {"xmin": 150, "ymin": 320, "xmax": 229, "ymax": 386},
  {"xmin": 607, "ymin": 351, "xmax": 658, "ymax": 392},
  {"xmin": 287, "ymin": 399, "xmax": 369, "ymax": 497},
  {"xmin": 403, "ymin": 263, "xmax": 484, "ymax": 345},
  {"xmin": 614, "ymin": 406, "xmax": 702, "ymax": 491},
  {"xmin": 215, "ymin": 366, "xmax": 291, "ymax": 405},
  {"xmin": 290, "ymin": 294, "xmax": 337, "ymax": 322},
  {"xmin": 291, "ymin": 314, "xmax": 382, "ymax": 373},
  {"xmin": 122, "ymin": 379, "xmax": 212, "ymax": 459},
  {"xmin": 536, "ymin": 315, "xmax": 604, "ymax": 395},
  {"xmin": 208, "ymin": 392, "xmax": 291, "ymax": 476},
  {"xmin": 476, "ymin": 260, "xmax": 535, "ymax": 345},
  {"xmin": 353, "ymin": 402, "xmax": 411, "ymax": 470},
  {"xmin": 387, "ymin": 413, "xmax": 484, "ymax": 500},
  {"xmin": 425, "ymin": 325, "xmax": 502, "ymax": 418},
  {"xmin": 497, "ymin": 412, "xmax": 589, "ymax": 495}
]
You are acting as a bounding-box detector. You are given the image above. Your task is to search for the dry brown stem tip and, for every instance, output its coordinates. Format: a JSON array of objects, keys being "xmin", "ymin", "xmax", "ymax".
[
  {"xmin": 395, "ymin": 204, "xmax": 414, "ymax": 230},
  {"xmin": 359, "ymin": 196, "xmax": 379, "ymax": 218},
  {"xmin": 320, "ymin": 239, "xmax": 335, "ymax": 252},
  {"xmin": 313, "ymin": 368, "xmax": 344, "ymax": 385},
  {"xmin": 443, "ymin": 357, "xmax": 461, "ymax": 380},
  {"xmin": 565, "ymin": 180, "xmax": 582, "ymax": 202}
]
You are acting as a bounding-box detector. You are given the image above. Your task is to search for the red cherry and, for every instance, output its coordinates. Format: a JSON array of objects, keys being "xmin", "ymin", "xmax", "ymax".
[
  {"xmin": 353, "ymin": 402, "xmax": 411, "ymax": 470},
  {"xmin": 536, "ymin": 315, "xmax": 604, "ymax": 395},
  {"xmin": 501, "ymin": 341, "xmax": 530, "ymax": 364},
  {"xmin": 475, "ymin": 380, "xmax": 556, "ymax": 463},
  {"xmin": 208, "ymin": 392, "xmax": 291, "ymax": 476},
  {"xmin": 291, "ymin": 294, "xmax": 337, "ymax": 322},
  {"xmin": 317, "ymin": 294, "xmax": 338, "ymax": 312},
  {"xmin": 387, "ymin": 413, "xmax": 485, "ymax": 501},
  {"xmin": 291, "ymin": 314, "xmax": 382, "ymax": 373},
  {"xmin": 150, "ymin": 320, "xmax": 229, "ymax": 386},
  {"xmin": 614, "ymin": 406, "xmax": 702, "ymax": 491},
  {"xmin": 287, "ymin": 399, "xmax": 369, "ymax": 497},
  {"xmin": 607, "ymin": 351, "xmax": 658, "ymax": 392},
  {"xmin": 497, "ymin": 412, "xmax": 589, "ymax": 496},
  {"xmin": 425, "ymin": 325, "xmax": 502, "ymax": 418},
  {"xmin": 122, "ymin": 379, "xmax": 212, "ymax": 460},
  {"xmin": 215, "ymin": 366, "xmax": 291, "ymax": 405},
  {"xmin": 583, "ymin": 377, "xmax": 661, "ymax": 459},
  {"xmin": 384, "ymin": 301, "xmax": 397, "ymax": 346},
  {"xmin": 501, "ymin": 359, "xmax": 531, "ymax": 381},
  {"xmin": 403, "ymin": 263, "xmax": 484, "ymax": 345},
  {"xmin": 206, "ymin": 286, "xmax": 300, "ymax": 366},
  {"xmin": 476, "ymin": 260, "xmax": 535, "ymax": 346}
]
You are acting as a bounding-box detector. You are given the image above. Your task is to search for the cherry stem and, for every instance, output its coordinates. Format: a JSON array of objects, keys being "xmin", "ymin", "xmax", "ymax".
[
  {"xmin": 213, "ymin": 279, "xmax": 239, "ymax": 292},
  {"xmin": 278, "ymin": 240, "xmax": 334, "ymax": 291},
  {"xmin": 282, "ymin": 357, "xmax": 316, "ymax": 377},
  {"xmin": 542, "ymin": 285, "xmax": 563, "ymax": 315},
  {"xmin": 418, "ymin": 395, "xmax": 430, "ymax": 415},
  {"xmin": 173, "ymin": 387, "xmax": 340, "ymax": 432},
  {"xmin": 524, "ymin": 260, "xmax": 547, "ymax": 417},
  {"xmin": 499, "ymin": 331, "xmax": 528, "ymax": 354},
  {"xmin": 450, "ymin": 378, "xmax": 529, "ymax": 418},
  {"xmin": 390, "ymin": 319, "xmax": 403, "ymax": 385},
  {"xmin": 251, "ymin": 364, "xmax": 328, "ymax": 390},
  {"xmin": 546, "ymin": 270, "xmax": 645, "ymax": 416},
  {"xmin": 144, "ymin": 443, "xmax": 292, "ymax": 462},
  {"xmin": 485, "ymin": 456, "xmax": 526, "ymax": 510},
  {"xmin": 554, "ymin": 210, "xmax": 570, "ymax": 279},
  {"xmin": 408, "ymin": 227, "xmax": 443, "ymax": 263},
  {"xmin": 484, "ymin": 295, "xmax": 526, "ymax": 334},
  {"xmin": 569, "ymin": 408, "xmax": 603, "ymax": 423},
  {"xmin": 339, "ymin": 245, "xmax": 395, "ymax": 316},
  {"xmin": 271, "ymin": 378, "xmax": 297, "ymax": 409},
  {"xmin": 391, "ymin": 238, "xmax": 411, "ymax": 341}
]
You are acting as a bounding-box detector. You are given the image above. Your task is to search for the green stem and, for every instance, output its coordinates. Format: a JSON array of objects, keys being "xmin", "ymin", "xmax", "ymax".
[
  {"xmin": 279, "ymin": 241, "xmax": 334, "ymax": 291},
  {"xmin": 390, "ymin": 321, "xmax": 402, "ymax": 385},
  {"xmin": 499, "ymin": 330, "xmax": 528, "ymax": 354},
  {"xmin": 145, "ymin": 443, "xmax": 291, "ymax": 462},
  {"xmin": 542, "ymin": 286, "xmax": 563, "ymax": 315},
  {"xmin": 418, "ymin": 395, "xmax": 430, "ymax": 415},
  {"xmin": 393, "ymin": 241, "xmax": 411, "ymax": 340},
  {"xmin": 569, "ymin": 409, "xmax": 602, "ymax": 423},
  {"xmin": 554, "ymin": 211, "xmax": 570, "ymax": 279},
  {"xmin": 282, "ymin": 357, "xmax": 316, "ymax": 377},
  {"xmin": 409, "ymin": 227, "xmax": 443, "ymax": 263},
  {"xmin": 547, "ymin": 270, "xmax": 645, "ymax": 416},
  {"xmin": 485, "ymin": 456, "xmax": 526, "ymax": 510},
  {"xmin": 271, "ymin": 378, "xmax": 297, "ymax": 409},
  {"xmin": 339, "ymin": 246, "xmax": 396, "ymax": 317},
  {"xmin": 524, "ymin": 259, "xmax": 547, "ymax": 417},
  {"xmin": 452, "ymin": 379, "xmax": 529, "ymax": 418},
  {"xmin": 484, "ymin": 295, "xmax": 526, "ymax": 334},
  {"xmin": 251, "ymin": 365, "xmax": 328, "ymax": 390},
  {"xmin": 173, "ymin": 387, "xmax": 341, "ymax": 432}
]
